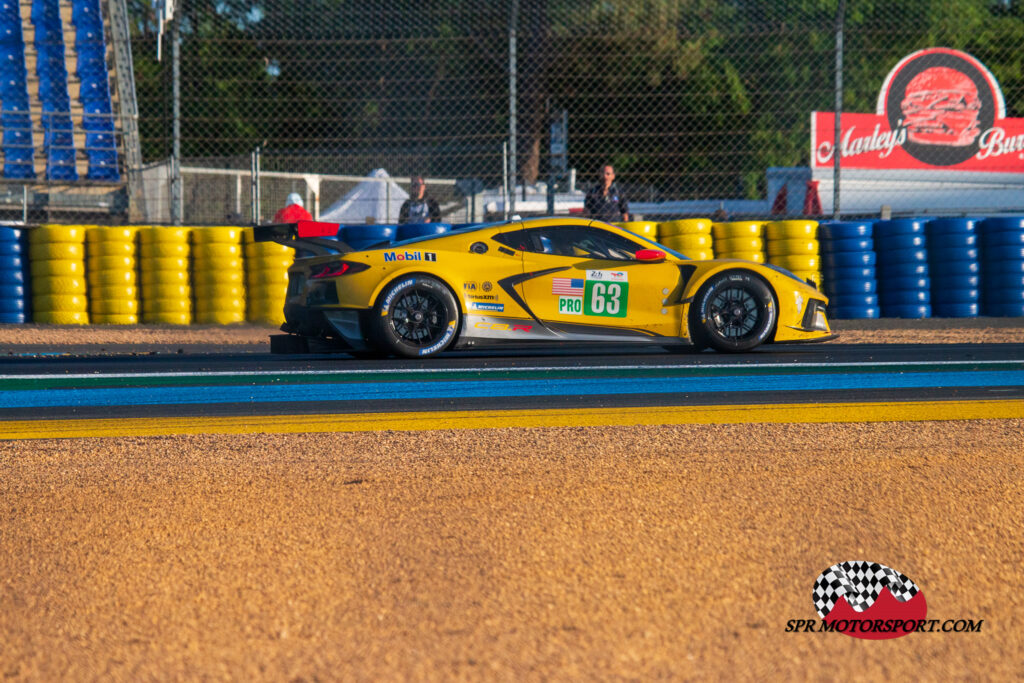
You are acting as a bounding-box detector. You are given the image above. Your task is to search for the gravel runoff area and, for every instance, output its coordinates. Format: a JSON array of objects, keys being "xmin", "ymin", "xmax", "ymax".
[
  {"xmin": 0, "ymin": 316, "xmax": 1022, "ymax": 350},
  {"xmin": 2, "ymin": 422, "xmax": 1022, "ymax": 679}
]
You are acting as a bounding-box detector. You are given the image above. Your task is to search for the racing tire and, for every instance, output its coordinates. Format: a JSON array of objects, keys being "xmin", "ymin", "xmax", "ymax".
[
  {"xmin": 658, "ymin": 219, "xmax": 711, "ymax": 237},
  {"xmin": 31, "ymin": 277, "xmax": 86, "ymax": 295},
  {"xmin": 984, "ymin": 288, "xmax": 1024, "ymax": 304},
  {"xmin": 91, "ymin": 284, "xmax": 138, "ymax": 300},
  {"xmin": 818, "ymin": 222, "xmax": 871, "ymax": 240},
  {"xmin": 823, "ymin": 251, "xmax": 876, "ymax": 268},
  {"xmin": 929, "ymin": 259, "xmax": 980, "ymax": 276},
  {"xmin": 140, "ymin": 227, "xmax": 190, "ymax": 244},
  {"xmin": 980, "ymin": 229, "xmax": 1024, "ymax": 247},
  {"xmin": 983, "ymin": 302, "xmax": 1024, "ymax": 317},
  {"xmin": 193, "ymin": 243, "xmax": 241, "ymax": 260},
  {"xmin": 0, "ymin": 227, "xmax": 22, "ymax": 242},
  {"xmin": 142, "ymin": 311, "xmax": 191, "ymax": 325},
  {"xmin": 928, "ymin": 233, "xmax": 977, "ymax": 249},
  {"xmin": 91, "ymin": 299, "xmax": 139, "ymax": 315},
  {"xmin": 88, "ymin": 240, "xmax": 135, "ymax": 257},
  {"xmin": 679, "ymin": 249, "xmax": 713, "ymax": 261},
  {"xmin": 715, "ymin": 236, "xmax": 763, "ymax": 253},
  {"xmin": 33, "ymin": 310, "xmax": 89, "ymax": 324},
  {"xmin": 983, "ymin": 258, "xmax": 1024, "ymax": 275},
  {"xmin": 688, "ymin": 270, "xmax": 777, "ymax": 353},
  {"xmin": 711, "ymin": 222, "xmax": 763, "ymax": 241},
  {"xmin": 827, "ymin": 293, "xmax": 877, "ymax": 308},
  {"xmin": 141, "ymin": 283, "xmax": 188, "ymax": 299},
  {"xmin": 196, "ymin": 310, "xmax": 246, "ymax": 325},
  {"xmin": 820, "ymin": 237, "xmax": 873, "ymax": 254},
  {"xmin": 881, "ymin": 248, "xmax": 928, "ymax": 265},
  {"xmin": 880, "ymin": 289, "xmax": 931, "ymax": 305},
  {"xmin": 615, "ymin": 221, "xmax": 658, "ymax": 238},
  {"xmin": 86, "ymin": 226, "xmax": 137, "ymax": 243},
  {"xmin": 192, "ymin": 227, "xmax": 242, "ymax": 244},
  {"xmin": 29, "ymin": 226, "xmax": 85, "ymax": 244},
  {"xmin": 31, "ymin": 242, "xmax": 84, "ymax": 260},
  {"xmin": 931, "ymin": 302, "xmax": 979, "ymax": 318},
  {"xmin": 880, "ymin": 275, "xmax": 930, "ymax": 291},
  {"xmin": 882, "ymin": 304, "xmax": 932, "ymax": 319},
  {"xmin": 140, "ymin": 242, "xmax": 189, "ymax": 259},
  {"xmin": 827, "ymin": 276, "xmax": 876, "ymax": 294},
  {"xmin": 875, "ymin": 219, "xmax": 924, "ymax": 236},
  {"xmin": 372, "ymin": 275, "xmax": 460, "ymax": 358},
  {"xmin": 0, "ymin": 254, "xmax": 22, "ymax": 270},
  {"xmin": 663, "ymin": 234, "xmax": 712, "ymax": 251},
  {"xmin": 771, "ymin": 254, "xmax": 819, "ymax": 271},
  {"xmin": 0, "ymin": 283, "xmax": 26, "ymax": 299},
  {"xmin": 926, "ymin": 218, "xmax": 977, "ymax": 236},
  {"xmin": 142, "ymin": 270, "xmax": 190, "ymax": 286},
  {"xmin": 715, "ymin": 250, "xmax": 764, "ymax": 263},
  {"xmin": 879, "ymin": 262, "xmax": 928, "ymax": 278},
  {"xmin": 929, "ymin": 247, "xmax": 978, "ymax": 263},
  {"xmin": 931, "ymin": 288, "xmax": 979, "ymax": 304},
  {"xmin": 0, "ymin": 268, "xmax": 25, "ymax": 285},
  {"xmin": 87, "ymin": 255, "xmax": 135, "ymax": 271},
  {"xmin": 983, "ymin": 272, "xmax": 1024, "ymax": 290},
  {"xmin": 828, "ymin": 305, "xmax": 879, "ymax": 319},
  {"xmin": 31, "ymin": 259, "xmax": 84, "ymax": 277},
  {"xmin": 875, "ymin": 234, "xmax": 926, "ymax": 251},
  {"xmin": 830, "ymin": 266, "xmax": 876, "ymax": 281},
  {"xmin": 0, "ymin": 241, "xmax": 22, "ymax": 256},
  {"xmin": 143, "ymin": 257, "xmax": 190, "ymax": 272},
  {"xmin": 765, "ymin": 221, "xmax": 816, "ymax": 240},
  {"xmin": 0, "ymin": 312, "xmax": 25, "ymax": 323},
  {"xmin": 767, "ymin": 238, "xmax": 818, "ymax": 256},
  {"xmin": 0, "ymin": 297, "xmax": 24, "ymax": 313}
]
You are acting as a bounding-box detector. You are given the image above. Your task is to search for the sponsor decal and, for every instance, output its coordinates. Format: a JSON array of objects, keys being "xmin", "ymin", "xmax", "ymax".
[
  {"xmin": 552, "ymin": 277, "xmax": 584, "ymax": 296},
  {"xmin": 584, "ymin": 281, "xmax": 628, "ymax": 318},
  {"xmin": 784, "ymin": 560, "xmax": 986, "ymax": 639},
  {"xmin": 558, "ymin": 296, "xmax": 583, "ymax": 315},
  {"xmin": 381, "ymin": 277, "xmax": 416, "ymax": 314},
  {"xmin": 469, "ymin": 294, "xmax": 498, "ymax": 301},
  {"xmin": 482, "ymin": 281, "xmax": 493, "ymax": 292},
  {"xmin": 464, "ymin": 281, "xmax": 478, "ymax": 291},
  {"xmin": 812, "ymin": 47, "xmax": 1024, "ymax": 172},
  {"xmin": 418, "ymin": 320, "xmax": 456, "ymax": 356},
  {"xmin": 384, "ymin": 251, "xmax": 437, "ymax": 262},
  {"xmin": 586, "ymin": 269, "xmax": 628, "ymax": 282},
  {"xmin": 470, "ymin": 301, "xmax": 504, "ymax": 312}
]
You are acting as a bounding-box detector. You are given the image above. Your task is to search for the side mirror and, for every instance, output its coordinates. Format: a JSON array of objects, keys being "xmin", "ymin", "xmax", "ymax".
[{"xmin": 636, "ymin": 249, "xmax": 666, "ymax": 262}]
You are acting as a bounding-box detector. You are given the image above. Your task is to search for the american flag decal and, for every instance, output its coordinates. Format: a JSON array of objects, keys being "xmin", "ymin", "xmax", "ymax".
[{"xmin": 551, "ymin": 277, "xmax": 584, "ymax": 296}]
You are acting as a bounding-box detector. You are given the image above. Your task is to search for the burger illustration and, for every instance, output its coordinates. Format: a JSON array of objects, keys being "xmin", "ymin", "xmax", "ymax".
[{"xmin": 900, "ymin": 66, "xmax": 982, "ymax": 146}]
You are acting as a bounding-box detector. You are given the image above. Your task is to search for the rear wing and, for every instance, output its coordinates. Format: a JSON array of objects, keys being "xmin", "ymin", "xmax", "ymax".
[{"xmin": 253, "ymin": 220, "xmax": 354, "ymax": 256}]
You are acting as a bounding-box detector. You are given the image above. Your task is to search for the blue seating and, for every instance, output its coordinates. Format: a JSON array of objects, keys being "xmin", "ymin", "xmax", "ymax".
[
  {"xmin": 69, "ymin": 0, "xmax": 118, "ymax": 181},
  {"xmin": 0, "ymin": 10, "xmax": 33, "ymax": 180}
]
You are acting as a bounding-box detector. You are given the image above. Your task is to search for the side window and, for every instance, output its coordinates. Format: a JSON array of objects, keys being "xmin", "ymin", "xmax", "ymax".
[
  {"xmin": 492, "ymin": 229, "xmax": 529, "ymax": 251},
  {"xmin": 535, "ymin": 226, "xmax": 645, "ymax": 260}
]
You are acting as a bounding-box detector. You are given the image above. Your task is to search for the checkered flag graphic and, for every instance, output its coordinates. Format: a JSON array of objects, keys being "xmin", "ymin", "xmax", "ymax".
[{"xmin": 812, "ymin": 561, "xmax": 920, "ymax": 618}]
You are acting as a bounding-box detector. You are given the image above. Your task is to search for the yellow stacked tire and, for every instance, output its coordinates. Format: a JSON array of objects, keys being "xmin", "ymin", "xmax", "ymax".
[
  {"xmin": 243, "ymin": 227, "xmax": 292, "ymax": 325},
  {"xmin": 140, "ymin": 227, "xmax": 192, "ymax": 324},
  {"xmin": 658, "ymin": 219, "xmax": 714, "ymax": 260},
  {"xmin": 192, "ymin": 227, "xmax": 245, "ymax": 324},
  {"xmin": 29, "ymin": 225, "xmax": 89, "ymax": 324},
  {"xmin": 766, "ymin": 220, "xmax": 821, "ymax": 289},
  {"xmin": 86, "ymin": 226, "xmax": 138, "ymax": 324},
  {"xmin": 711, "ymin": 221, "xmax": 765, "ymax": 262},
  {"xmin": 615, "ymin": 221, "xmax": 658, "ymax": 239}
]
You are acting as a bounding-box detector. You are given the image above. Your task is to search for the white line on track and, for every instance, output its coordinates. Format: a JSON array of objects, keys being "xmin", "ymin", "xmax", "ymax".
[{"xmin": 0, "ymin": 360, "xmax": 1019, "ymax": 380}]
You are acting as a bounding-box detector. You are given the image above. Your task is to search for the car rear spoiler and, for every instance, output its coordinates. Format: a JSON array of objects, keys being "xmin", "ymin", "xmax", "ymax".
[{"xmin": 253, "ymin": 220, "xmax": 354, "ymax": 256}]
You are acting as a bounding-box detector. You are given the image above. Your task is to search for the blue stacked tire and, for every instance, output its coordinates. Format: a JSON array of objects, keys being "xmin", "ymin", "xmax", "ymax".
[
  {"xmin": 980, "ymin": 217, "xmax": 1024, "ymax": 317},
  {"xmin": 819, "ymin": 222, "xmax": 877, "ymax": 318},
  {"xmin": 396, "ymin": 222, "xmax": 451, "ymax": 241},
  {"xmin": 926, "ymin": 218, "xmax": 980, "ymax": 317},
  {"xmin": 0, "ymin": 227, "xmax": 26, "ymax": 323},
  {"xmin": 339, "ymin": 224, "xmax": 398, "ymax": 251},
  {"xmin": 875, "ymin": 219, "xmax": 931, "ymax": 318}
]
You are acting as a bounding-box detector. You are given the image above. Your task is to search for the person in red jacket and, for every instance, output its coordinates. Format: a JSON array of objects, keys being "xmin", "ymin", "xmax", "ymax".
[{"xmin": 273, "ymin": 192, "xmax": 312, "ymax": 222}]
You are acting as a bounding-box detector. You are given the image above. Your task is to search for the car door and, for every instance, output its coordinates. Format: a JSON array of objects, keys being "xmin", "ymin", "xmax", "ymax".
[{"xmin": 514, "ymin": 224, "xmax": 685, "ymax": 339}]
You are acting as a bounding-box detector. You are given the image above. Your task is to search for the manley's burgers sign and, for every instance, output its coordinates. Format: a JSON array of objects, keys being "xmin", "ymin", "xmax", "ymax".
[{"xmin": 812, "ymin": 47, "xmax": 1024, "ymax": 172}]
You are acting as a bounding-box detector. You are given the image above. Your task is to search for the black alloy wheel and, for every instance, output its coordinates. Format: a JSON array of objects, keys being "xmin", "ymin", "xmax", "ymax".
[
  {"xmin": 373, "ymin": 275, "xmax": 460, "ymax": 357},
  {"xmin": 689, "ymin": 271, "xmax": 777, "ymax": 352}
]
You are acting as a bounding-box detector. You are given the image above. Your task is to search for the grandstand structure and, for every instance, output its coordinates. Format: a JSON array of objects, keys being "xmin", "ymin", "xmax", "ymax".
[{"xmin": 0, "ymin": 0, "xmax": 140, "ymax": 218}]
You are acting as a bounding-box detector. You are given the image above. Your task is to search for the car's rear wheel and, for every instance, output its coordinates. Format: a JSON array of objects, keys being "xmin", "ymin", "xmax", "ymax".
[
  {"xmin": 689, "ymin": 270, "xmax": 776, "ymax": 352},
  {"xmin": 372, "ymin": 275, "xmax": 460, "ymax": 358}
]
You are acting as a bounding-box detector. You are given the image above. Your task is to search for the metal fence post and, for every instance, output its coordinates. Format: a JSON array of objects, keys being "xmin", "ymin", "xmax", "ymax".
[
  {"xmin": 507, "ymin": 0, "xmax": 518, "ymax": 218},
  {"xmin": 833, "ymin": 0, "xmax": 845, "ymax": 220},
  {"xmin": 170, "ymin": 13, "xmax": 182, "ymax": 226}
]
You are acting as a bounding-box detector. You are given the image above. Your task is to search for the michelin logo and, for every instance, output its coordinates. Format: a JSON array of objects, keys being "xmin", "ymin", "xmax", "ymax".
[
  {"xmin": 470, "ymin": 301, "xmax": 504, "ymax": 312},
  {"xmin": 384, "ymin": 251, "xmax": 437, "ymax": 262}
]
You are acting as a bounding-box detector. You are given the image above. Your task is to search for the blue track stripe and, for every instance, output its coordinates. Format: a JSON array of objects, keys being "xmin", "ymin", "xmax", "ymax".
[{"xmin": 1, "ymin": 371, "xmax": 1022, "ymax": 409}]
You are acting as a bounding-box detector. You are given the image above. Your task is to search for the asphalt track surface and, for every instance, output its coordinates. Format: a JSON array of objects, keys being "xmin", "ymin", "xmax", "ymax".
[{"xmin": 1, "ymin": 343, "xmax": 1022, "ymax": 423}]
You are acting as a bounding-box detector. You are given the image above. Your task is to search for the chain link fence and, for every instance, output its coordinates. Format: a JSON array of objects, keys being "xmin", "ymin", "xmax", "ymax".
[{"xmin": 119, "ymin": 0, "xmax": 1024, "ymax": 225}]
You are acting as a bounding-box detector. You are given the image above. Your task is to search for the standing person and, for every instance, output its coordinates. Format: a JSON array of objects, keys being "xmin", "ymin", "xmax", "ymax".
[
  {"xmin": 273, "ymin": 192, "xmax": 312, "ymax": 222},
  {"xmin": 399, "ymin": 175, "xmax": 441, "ymax": 224},
  {"xmin": 585, "ymin": 164, "xmax": 630, "ymax": 222}
]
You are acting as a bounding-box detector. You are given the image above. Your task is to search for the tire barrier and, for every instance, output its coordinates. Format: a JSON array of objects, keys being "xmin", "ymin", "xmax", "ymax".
[
  {"xmin": 395, "ymin": 222, "xmax": 452, "ymax": 242},
  {"xmin": 29, "ymin": 225, "xmax": 89, "ymax": 324},
  {"xmin": 874, "ymin": 219, "xmax": 931, "ymax": 318},
  {"xmin": 192, "ymin": 227, "xmax": 245, "ymax": 325},
  {"xmin": 980, "ymin": 217, "xmax": 1024, "ymax": 317},
  {"xmin": 819, "ymin": 222, "xmax": 878, "ymax": 319},
  {"xmin": 766, "ymin": 220, "xmax": 820, "ymax": 289},
  {"xmin": 0, "ymin": 227, "xmax": 25, "ymax": 323},
  {"xmin": 243, "ymin": 227, "xmax": 292, "ymax": 325},
  {"xmin": 86, "ymin": 226, "xmax": 138, "ymax": 324},
  {"xmin": 657, "ymin": 219, "xmax": 713, "ymax": 259},
  {"xmin": 711, "ymin": 221, "xmax": 765, "ymax": 262},
  {"xmin": 615, "ymin": 221, "xmax": 658, "ymax": 239},
  {"xmin": 926, "ymin": 218, "xmax": 980, "ymax": 318},
  {"xmin": 140, "ymin": 226, "xmax": 192, "ymax": 325}
]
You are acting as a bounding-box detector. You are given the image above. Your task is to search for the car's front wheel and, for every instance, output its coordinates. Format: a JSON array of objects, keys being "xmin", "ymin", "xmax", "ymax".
[
  {"xmin": 372, "ymin": 275, "xmax": 460, "ymax": 357},
  {"xmin": 689, "ymin": 270, "xmax": 777, "ymax": 352}
]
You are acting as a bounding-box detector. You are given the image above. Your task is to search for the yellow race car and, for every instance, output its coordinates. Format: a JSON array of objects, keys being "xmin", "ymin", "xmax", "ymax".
[{"xmin": 255, "ymin": 217, "xmax": 834, "ymax": 357}]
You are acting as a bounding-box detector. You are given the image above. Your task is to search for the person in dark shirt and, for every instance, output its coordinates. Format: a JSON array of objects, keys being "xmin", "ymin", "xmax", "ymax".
[
  {"xmin": 273, "ymin": 192, "xmax": 313, "ymax": 222},
  {"xmin": 399, "ymin": 175, "xmax": 442, "ymax": 224},
  {"xmin": 584, "ymin": 164, "xmax": 629, "ymax": 222}
]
